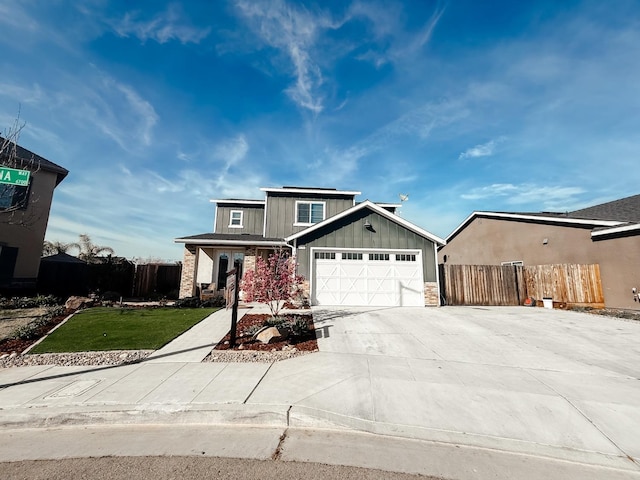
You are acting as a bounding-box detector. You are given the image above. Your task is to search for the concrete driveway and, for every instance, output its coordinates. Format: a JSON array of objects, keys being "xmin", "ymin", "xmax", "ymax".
[
  {"xmin": 289, "ymin": 306, "xmax": 640, "ymax": 468},
  {"xmin": 1, "ymin": 305, "xmax": 640, "ymax": 478}
]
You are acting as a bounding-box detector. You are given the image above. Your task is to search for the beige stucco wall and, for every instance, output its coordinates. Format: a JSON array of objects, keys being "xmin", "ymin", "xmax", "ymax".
[
  {"xmin": 0, "ymin": 168, "xmax": 58, "ymax": 285},
  {"xmin": 439, "ymin": 217, "xmax": 640, "ymax": 310}
]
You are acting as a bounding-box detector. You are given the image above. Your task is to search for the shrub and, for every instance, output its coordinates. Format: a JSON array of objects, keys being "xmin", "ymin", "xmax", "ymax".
[
  {"xmin": 0, "ymin": 295, "xmax": 62, "ymax": 309},
  {"xmin": 173, "ymin": 296, "xmax": 202, "ymax": 308},
  {"xmin": 202, "ymin": 294, "xmax": 226, "ymax": 308}
]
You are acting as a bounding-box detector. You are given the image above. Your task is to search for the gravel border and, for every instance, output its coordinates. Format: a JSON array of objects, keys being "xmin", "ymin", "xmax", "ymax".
[
  {"xmin": 0, "ymin": 350, "xmax": 153, "ymax": 368},
  {"xmin": 0, "ymin": 347, "xmax": 318, "ymax": 368}
]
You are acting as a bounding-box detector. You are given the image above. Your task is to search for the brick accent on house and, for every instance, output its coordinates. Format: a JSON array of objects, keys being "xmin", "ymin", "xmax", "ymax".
[
  {"xmin": 179, "ymin": 246, "xmax": 197, "ymax": 298},
  {"xmin": 424, "ymin": 281, "xmax": 439, "ymax": 306},
  {"xmin": 243, "ymin": 248, "xmax": 256, "ymax": 276}
]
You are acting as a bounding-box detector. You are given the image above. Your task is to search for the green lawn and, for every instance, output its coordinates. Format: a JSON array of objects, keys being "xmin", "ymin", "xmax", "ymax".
[{"xmin": 30, "ymin": 307, "xmax": 217, "ymax": 353}]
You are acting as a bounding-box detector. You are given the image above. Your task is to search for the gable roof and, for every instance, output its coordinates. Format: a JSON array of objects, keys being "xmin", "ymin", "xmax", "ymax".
[
  {"xmin": 0, "ymin": 136, "xmax": 68, "ymax": 186},
  {"xmin": 286, "ymin": 200, "xmax": 446, "ymax": 245}
]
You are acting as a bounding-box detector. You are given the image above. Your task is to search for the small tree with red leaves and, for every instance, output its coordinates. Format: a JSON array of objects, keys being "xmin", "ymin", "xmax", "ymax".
[{"xmin": 240, "ymin": 250, "xmax": 304, "ymax": 318}]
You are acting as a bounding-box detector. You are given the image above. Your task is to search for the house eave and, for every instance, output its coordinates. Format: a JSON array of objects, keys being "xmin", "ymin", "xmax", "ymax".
[
  {"xmin": 591, "ymin": 223, "xmax": 640, "ymax": 238},
  {"xmin": 260, "ymin": 187, "xmax": 361, "ymax": 196},
  {"xmin": 209, "ymin": 199, "xmax": 265, "ymax": 205},
  {"xmin": 174, "ymin": 238, "xmax": 288, "ymax": 246},
  {"xmin": 446, "ymin": 211, "xmax": 623, "ymax": 243}
]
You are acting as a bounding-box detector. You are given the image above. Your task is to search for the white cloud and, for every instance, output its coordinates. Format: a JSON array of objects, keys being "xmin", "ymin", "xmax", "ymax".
[
  {"xmin": 234, "ymin": 0, "xmax": 338, "ymax": 113},
  {"xmin": 213, "ymin": 134, "xmax": 249, "ymax": 169},
  {"xmin": 461, "ymin": 183, "xmax": 585, "ymax": 209},
  {"xmin": 459, "ymin": 137, "xmax": 505, "ymax": 160},
  {"xmin": 111, "ymin": 5, "xmax": 211, "ymax": 44}
]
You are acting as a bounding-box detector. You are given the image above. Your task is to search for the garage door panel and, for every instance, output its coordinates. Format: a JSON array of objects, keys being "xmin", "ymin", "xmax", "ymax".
[{"xmin": 312, "ymin": 250, "xmax": 425, "ymax": 307}]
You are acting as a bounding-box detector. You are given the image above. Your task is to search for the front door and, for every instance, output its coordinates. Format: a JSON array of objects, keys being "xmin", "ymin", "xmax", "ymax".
[{"xmin": 215, "ymin": 251, "xmax": 244, "ymax": 290}]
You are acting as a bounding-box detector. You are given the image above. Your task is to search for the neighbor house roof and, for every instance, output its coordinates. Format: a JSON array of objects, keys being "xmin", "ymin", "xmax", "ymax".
[
  {"xmin": 0, "ymin": 136, "xmax": 69, "ymax": 186},
  {"xmin": 446, "ymin": 193, "xmax": 640, "ymax": 243},
  {"xmin": 286, "ymin": 200, "xmax": 446, "ymax": 246}
]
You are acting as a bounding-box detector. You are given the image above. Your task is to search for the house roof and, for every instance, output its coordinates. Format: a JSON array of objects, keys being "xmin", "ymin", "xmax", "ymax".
[
  {"xmin": 286, "ymin": 200, "xmax": 446, "ymax": 245},
  {"xmin": 40, "ymin": 252, "xmax": 86, "ymax": 264},
  {"xmin": 569, "ymin": 194, "xmax": 640, "ymax": 222},
  {"xmin": 174, "ymin": 233, "xmax": 288, "ymax": 246},
  {"xmin": 209, "ymin": 199, "xmax": 265, "ymax": 205},
  {"xmin": 260, "ymin": 186, "xmax": 361, "ymax": 196},
  {"xmin": 0, "ymin": 136, "xmax": 69, "ymax": 186},
  {"xmin": 446, "ymin": 193, "xmax": 640, "ymax": 243}
]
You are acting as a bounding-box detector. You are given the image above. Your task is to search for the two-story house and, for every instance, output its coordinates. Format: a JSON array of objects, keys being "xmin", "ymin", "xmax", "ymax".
[
  {"xmin": 0, "ymin": 137, "xmax": 68, "ymax": 291},
  {"xmin": 175, "ymin": 186, "xmax": 445, "ymax": 307}
]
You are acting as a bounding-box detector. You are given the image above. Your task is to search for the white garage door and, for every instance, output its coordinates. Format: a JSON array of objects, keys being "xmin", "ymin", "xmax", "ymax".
[{"xmin": 312, "ymin": 249, "xmax": 425, "ymax": 307}]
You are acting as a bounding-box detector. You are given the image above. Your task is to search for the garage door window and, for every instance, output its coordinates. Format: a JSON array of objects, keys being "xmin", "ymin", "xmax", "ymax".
[
  {"xmin": 396, "ymin": 254, "xmax": 416, "ymax": 261},
  {"xmin": 315, "ymin": 251, "xmax": 335, "ymax": 259},
  {"xmin": 342, "ymin": 252, "xmax": 363, "ymax": 260},
  {"xmin": 369, "ymin": 253, "xmax": 389, "ymax": 261}
]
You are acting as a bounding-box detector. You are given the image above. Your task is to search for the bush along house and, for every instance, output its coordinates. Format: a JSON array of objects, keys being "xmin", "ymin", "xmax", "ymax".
[{"xmin": 175, "ymin": 186, "xmax": 445, "ymax": 307}]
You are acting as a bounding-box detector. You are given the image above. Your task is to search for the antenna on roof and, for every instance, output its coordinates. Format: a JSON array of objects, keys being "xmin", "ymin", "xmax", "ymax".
[{"xmin": 399, "ymin": 193, "xmax": 409, "ymax": 202}]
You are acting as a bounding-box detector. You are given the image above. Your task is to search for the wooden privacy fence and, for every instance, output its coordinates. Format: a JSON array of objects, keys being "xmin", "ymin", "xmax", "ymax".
[
  {"xmin": 440, "ymin": 264, "xmax": 604, "ymax": 307},
  {"xmin": 133, "ymin": 264, "xmax": 182, "ymax": 298}
]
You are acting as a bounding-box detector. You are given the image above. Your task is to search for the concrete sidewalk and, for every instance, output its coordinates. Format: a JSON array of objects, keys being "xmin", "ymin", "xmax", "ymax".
[
  {"xmin": 1, "ymin": 306, "xmax": 640, "ymax": 479},
  {"xmin": 145, "ymin": 306, "xmax": 250, "ymax": 363}
]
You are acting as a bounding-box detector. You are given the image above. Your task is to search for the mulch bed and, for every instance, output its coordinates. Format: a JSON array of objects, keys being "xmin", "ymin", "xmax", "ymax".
[
  {"xmin": 214, "ymin": 313, "xmax": 317, "ymax": 352},
  {"xmin": 0, "ymin": 310, "xmax": 72, "ymax": 355}
]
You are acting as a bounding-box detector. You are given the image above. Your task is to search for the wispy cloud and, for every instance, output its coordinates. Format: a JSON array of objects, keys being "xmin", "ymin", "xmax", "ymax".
[
  {"xmin": 213, "ymin": 134, "xmax": 249, "ymax": 169},
  {"xmin": 110, "ymin": 4, "xmax": 211, "ymax": 44},
  {"xmin": 461, "ymin": 183, "xmax": 585, "ymax": 209},
  {"xmin": 234, "ymin": 0, "xmax": 341, "ymax": 113},
  {"xmin": 459, "ymin": 137, "xmax": 505, "ymax": 160}
]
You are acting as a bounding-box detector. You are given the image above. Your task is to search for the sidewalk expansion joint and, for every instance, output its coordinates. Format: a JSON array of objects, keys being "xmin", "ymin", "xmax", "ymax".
[
  {"xmin": 242, "ymin": 361, "xmax": 275, "ymax": 404},
  {"xmin": 526, "ymin": 369, "xmax": 638, "ymax": 466}
]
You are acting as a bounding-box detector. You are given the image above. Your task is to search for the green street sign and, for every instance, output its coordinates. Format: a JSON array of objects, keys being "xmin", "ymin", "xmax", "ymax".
[{"xmin": 0, "ymin": 166, "xmax": 31, "ymax": 186}]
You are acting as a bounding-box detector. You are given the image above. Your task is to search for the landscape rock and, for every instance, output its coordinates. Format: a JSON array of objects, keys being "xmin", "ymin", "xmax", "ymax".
[
  {"xmin": 254, "ymin": 326, "xmax": 290, "ymax": 344},
  {"xmin": 65, "ymin": 296, "xmax": 95, "ymax": 311}
]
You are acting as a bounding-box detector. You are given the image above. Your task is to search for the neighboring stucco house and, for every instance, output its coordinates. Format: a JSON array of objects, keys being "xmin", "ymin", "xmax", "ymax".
[
  {"xmin": 176, "ymin": 186, "xmax": 445, "ymax": 306},
  {"xmin": 0, "ymin": 138, "xmax": 68, "ymax": 291},
  {"xmin": 439, "ymin": 194, "xmax": 640, "ymax": 310}
]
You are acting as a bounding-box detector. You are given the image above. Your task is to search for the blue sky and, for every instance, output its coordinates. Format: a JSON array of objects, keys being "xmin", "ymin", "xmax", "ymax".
[{"xmin": 1, "ymin": 0, "xmax": 639, "ymax": 261}]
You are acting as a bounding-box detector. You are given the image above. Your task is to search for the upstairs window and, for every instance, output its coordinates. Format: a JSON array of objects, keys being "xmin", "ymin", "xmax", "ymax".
[
  {"xmin": 296, "ymin": 201, "xmax": 325, "ymax": 225},
  {"xmin": 0, "ymin": 184, "xmax": 28, "ymax": 210},
  {"xmin": 229, "ymin": 210, "xmax": 243, "ymax": 228}
]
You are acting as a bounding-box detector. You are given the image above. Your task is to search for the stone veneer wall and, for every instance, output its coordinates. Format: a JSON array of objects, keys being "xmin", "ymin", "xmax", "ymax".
[
  {"xmin": 424, "ymin": 281, "xmax": 439, "ymax": 306},
  {"xmin": 178, "ymin": 246, "xmax": 197, "ymax": 299}
]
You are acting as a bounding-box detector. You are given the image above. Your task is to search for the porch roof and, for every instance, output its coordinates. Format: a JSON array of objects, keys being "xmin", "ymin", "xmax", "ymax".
[{"xmin": 174, "ymin": 233, "xmax": 288, "ymax": 247}]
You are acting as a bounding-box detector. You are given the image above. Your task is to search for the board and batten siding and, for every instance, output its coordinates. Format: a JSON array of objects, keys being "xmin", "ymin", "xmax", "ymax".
[
  {"xmin": 264, "ymin": 193, "xmax": 354, "ymax": 238},
  {"xmin": 215, "ymin": 205, "xmax": 264, "ymax": 235},
  {"xmin": 294, "ymin": 209, "xmax": 437, "ymax": 282}
]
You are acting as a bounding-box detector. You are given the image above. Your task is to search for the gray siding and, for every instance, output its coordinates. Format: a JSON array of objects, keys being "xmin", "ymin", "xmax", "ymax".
[
  {"xmin": 265, "ymin": 193, "xmax": 354, "ymax": 238},
  {"xmin": 215, "ymin": 205, "xmax": 264, "ymax": 235},
  {"xmin": 294, "ymin": 209, "xmax": 437, "ymax": 281}
]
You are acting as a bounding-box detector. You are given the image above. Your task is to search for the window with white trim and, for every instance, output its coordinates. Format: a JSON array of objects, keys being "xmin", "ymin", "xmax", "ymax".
[
  {"xmin": 296, "ymin": 201, "xmax": 325, "ymax": 225},
  {"xmin": 229, "ymin": 210, "xmax": 243, "ymax": 228},
  {"xmin": 501, "ymin": 260, "xmax": 524, "ymax": 266},
  {"xmin": 315, "ymin": 251, "xmax": 335, "ymax": 260},
  {"xmin": 396, "ymin": 254, "xmax": 416, "ymax": 262},
  {"xmin": 342, "ymin": 252, "xmax": 363, "ymax": 260},
  {"xmin": 369, "ymin": 253, "xmax": 390, "ymax": 261}
]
